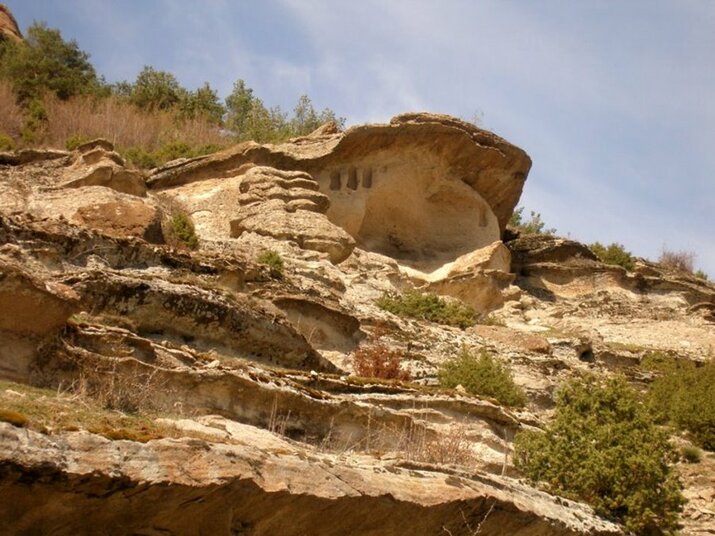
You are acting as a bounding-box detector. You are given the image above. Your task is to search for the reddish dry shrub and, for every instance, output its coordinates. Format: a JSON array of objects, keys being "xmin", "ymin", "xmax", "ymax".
[
  {"xmin": 352, "ymin": 340, "xmax": 411, "ymax": 381},
  {"xmin": 659, "ymin": 248, "xmax": 695, "ymax": 273},
  {"xmin": 41, "ymin": 94, "xmax": 224, "ymax": 150}
]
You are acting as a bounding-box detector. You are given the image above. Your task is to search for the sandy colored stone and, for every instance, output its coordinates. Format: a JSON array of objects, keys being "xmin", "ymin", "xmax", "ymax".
[
  {"xmin": 62, "ymin": 144, "xmax": 147, "ymax": 197},
  {"xmin": 28, "ymin": 187, "xmax": 163, "ymax": 243},
  {"xmin": 0, "ymin": 4, "xmax": 22, "ymax": 42},
  {"xmin": 0, "ymin": 423, "xmax": 621, "ymax": 536},
  {"xmin": 148, "ymin": 113, "xmax": 531, "ymax": 272}
]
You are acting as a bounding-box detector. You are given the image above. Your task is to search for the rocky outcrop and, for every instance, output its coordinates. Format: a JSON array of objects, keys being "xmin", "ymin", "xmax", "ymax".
[
  {"xmin": 63, "ymin": 270, "xmax": 335, "ymax": 372},
  {"xmin": 0, "ymin": 145, "xmax": 162, "ymax": 243},
  {"xmin": 148, "ymin": 113, "xmax": 531, "ymax": 271},
  {"xmin": 0, "ymin": 423, "xmax": 621, "ymax": 536},
  {"xmin": 230, "ymin": 167, "xmax": 355, "ymax": 263},
  {"xmin": 0, "ymin": 253, "xmax": 79, "ymax": 381},
  {"xmin": 160, "ymin": 165, "xmax": 354, "ymax": 263},
  {"xmin": 508, "ymin": 234, "xmax": 715, "ymax": 309},
  {"xmin": 3, "ymin": 112, "xmax": 714, "ymax": 534},
  {"xmin": 61, "ymin": 139, "xmax": 147, "ymax": 197},
  {"xmin": 30, "ymin": 187, "xmax": 163, "ymax": 242},
  {"xmin": 0, "ymin": 3, "xmax": 21, "ymax": 43},
  {"xmin": 0, "ymin": 148, "xmax": 69, "ymax": 166}
]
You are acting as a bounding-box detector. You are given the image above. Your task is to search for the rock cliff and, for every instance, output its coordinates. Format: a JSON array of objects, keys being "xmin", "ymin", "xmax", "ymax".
[
  {"xmin": 0, "ymin": 3, "xmax": 22, "ymax": 43},
  {"xmin": 0, "ymin": 114, "xmax": 713, "ymax": 535}
]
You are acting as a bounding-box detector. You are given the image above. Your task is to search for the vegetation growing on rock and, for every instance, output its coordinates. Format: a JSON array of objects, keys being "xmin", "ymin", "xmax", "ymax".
[
  {"xmin": 514, "ymin": 376, "xmax": 685, "ymax": 534},
  {"xmin": 509, "ymin": 206, "xmax": 556, "ymax": 236},
  {"xmin": 589, "ymin": 241, "xmax": 635, "ymax": 271},
  {"xmin": 376, "ymin": 291, "xmax": 477, "ymax": 329},
  {"xmin": 0, "ymin": 22, "xmax": 343, "ymax": 159},
  {"xmin": 351, "ymin": 339, "xmax": 411, "ymax": 381},
  {"xmin": 438, "ymin": 347, "xmax": 526, "ymax": 407},
  {"xmin": 645, "ymin": 357, "xmax": 715, "ymax": 450},
  {"xmin": 256, "ymin": 249, "xmax": 284, "ymax": 276},
  {"xmin": 166, "ymin": 210, "xmax": 199, "ymax": 250},
  {"xmin": 658, "ymin": 247, "xmax": 696, "ymax": 274}
]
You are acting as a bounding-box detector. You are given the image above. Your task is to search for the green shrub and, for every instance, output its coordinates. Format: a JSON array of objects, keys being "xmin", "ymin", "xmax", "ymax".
[
  {"xmin": 121, "ymin": 146, "xmax": 159, "ymax": 169},
  {"xmin": 514, "ymin": 376, "xmax": 684, "ymax": 534},
  {"xmin": 20, "ymin": 98, "xmax": 48, "ymax": 143},
  {"xmin": 121, "ymin": 142, "xmax": 224, "ymax": 170},
  {"xmin": 647, "ymin": 359, "xmax": 715, "ymax": 450},
  {"xmin": 589, "ymin": 242, "xmax": 635, "ymax": 271},
  {"xmin": 0, "ymin": 132, "xmax": 15, "ymax": 151},
  {"xmin": 694, "ymin": 269, "xmax": 709, "ymax": 281},
  {"xmin": 65, "ymin": 134, "xmax": 89, "ymax": 151},
  {"xmin": 154, "ymin": 141, "xmax": 195, "ymax": 163},
  {"xmin": 509, "ymin": 206, "xmax": 556, "ymax": 236},
  {"xmin": 639, "ymin": 351, "xmax": 683, "ymax": 373},
  {"xmin": 438, "ymin": 347, "xmax": 526, "ymax": 407},
  {"xmin": 257, "ymin": 250, "xmax": 284, "ymax": 275},
  {"xmin": 681, "ymin": 445, "xmax": 702, "ymax": 464},
  {"xmin": 376, "ymin": 291, "xmax": 477, "ymax": 329},
  {"xmin": 166, "ymin": 211, "xmax": 199, "ymax": 250}
]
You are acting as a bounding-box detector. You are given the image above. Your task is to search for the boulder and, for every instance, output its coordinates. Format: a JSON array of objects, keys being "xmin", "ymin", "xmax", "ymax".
[
  {"xmin": 61, "ymin": 141, "xmax": 147, "ymax": 197},
  {"xmin": 28, "ymin": 187, "xmax": 163, "ymax": 243}
]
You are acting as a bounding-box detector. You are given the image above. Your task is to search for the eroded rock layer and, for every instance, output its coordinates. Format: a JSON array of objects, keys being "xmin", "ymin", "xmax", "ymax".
[
  {"xmin": 149, "ymin": 113, "xmax": 531, "ymax": 271},
  {"xmin": 1, "ymin": 113, "xmax": 714, "ymax": 534}
]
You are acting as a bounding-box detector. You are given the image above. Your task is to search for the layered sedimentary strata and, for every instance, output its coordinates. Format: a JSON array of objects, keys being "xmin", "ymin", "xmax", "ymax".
[{"xmin": 148, "ymin": 113, "xmax": 531, "ymax": 272}]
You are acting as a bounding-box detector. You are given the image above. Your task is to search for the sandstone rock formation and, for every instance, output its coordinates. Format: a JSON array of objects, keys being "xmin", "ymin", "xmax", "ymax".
[
  {"xmin": 161, "ymin": 165, "xmax": 355, "ymax": 263},
  {"xmin": 0, "ymin": 3, "xmax": 22, "ymax": 43},
  {"xmin": 61, "ymin": 139, "xmax": 147, "ymax": 197},
  {"xmin": 149, "ymin": 113, "xmax": 531, "ymax": 275},
  {"xmin": 1, "ymin": 110, "xmax": 714, "ymax": 534},
  {"xmin": 0, "ymin": 422, "xmax": 621, "ymax": 536},
  {"xmin": 0, "ymin": 144, "xmax": 162, "ymax": 243},
  {"xmin": 0, "ymin": 253, "xmax": 78, "ymax": 381}
]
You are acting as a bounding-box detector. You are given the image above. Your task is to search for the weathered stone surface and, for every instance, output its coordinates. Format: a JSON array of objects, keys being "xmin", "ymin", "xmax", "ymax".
[
  {"xmin": 0, "ymin": 148, "xmax": 69, "ymax": 166},
  {"xmin": 148, "ymin": 113, "xmax": 531, "ymax": 271},
  {"xmin": 508, "ymin": 235, "xmax": 598, "ymax": 273},
  {"xmin": 0, "ymin": 255, "xmax": 79, "ymax": 380},
  {"xmin": 0, "ymin": 423, "xmax": 621, "ymax": 536},
  {"xmin": 160, "ymin": 165, "xmax": 355, "ymax": 263},
  {"xmin": 63, "ymin": 270, "xmax": 336, "ymax": 372},
  {"xmin": 0, "ymin": 3, "xmax": 22, "ymax": 43},
  {"xmin": 62, "ymin": 143, "xmax": 147, "ymax": 197},
  {"xmin": 28, "ymin": 187, "xmax": 163, "ymax": 243},
  {"xmin": 3, "ymin": 109, "xmax": 714, "ymax": 534},
  {"xmin": 273, "ymin": 295, "xmax": 365, "ymax": 353},
  {"xmin": 471, "ymin": 325, "xmax": 552, "ymax": 354}
]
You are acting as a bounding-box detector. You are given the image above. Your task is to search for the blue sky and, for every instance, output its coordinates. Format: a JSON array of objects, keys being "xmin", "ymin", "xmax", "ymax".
[{"xmin": 7, "ymin": 0, "xmax": 714, "ymax": 276}]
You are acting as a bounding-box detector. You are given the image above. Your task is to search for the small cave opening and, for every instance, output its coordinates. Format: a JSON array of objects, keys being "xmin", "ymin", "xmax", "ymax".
[
  {"xmin": 578, "ymin": 348, "xmax": 595, "ymax": 362},
  {"xmin": 347, "ymin": 167, "xmax": 358, "ymax": 190},
  {"xmin": 330, "ymin": 171, "xmax": 341, "ymax": 191}
]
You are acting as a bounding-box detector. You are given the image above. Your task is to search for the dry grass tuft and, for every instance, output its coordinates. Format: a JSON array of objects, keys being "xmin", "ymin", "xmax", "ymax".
[
  {"xmin": 0, "ymin": 81, "xmax": 23, "ymax": 138},
  {"xmin": 399, "ymin": 421, "xmax": 477, "ymax": 467},
  {"xmin": 41, "ymin": 93, "xmax": 225, "ymax": 152},
  {"xmin": 0, "ymin": 379, "xmax": 185, "ymax": 442},
  {"xmin": 659, "ymin": 248, "xmax": 695, "ymax": 273}
]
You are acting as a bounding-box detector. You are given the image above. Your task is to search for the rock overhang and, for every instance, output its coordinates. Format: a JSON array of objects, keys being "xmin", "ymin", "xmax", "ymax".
[{"xmin": 148, "ymin": 112, "xmax": 531, "ymax": 270}]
